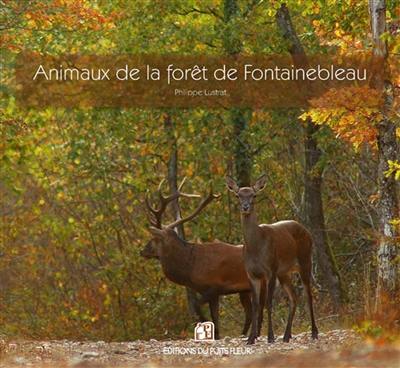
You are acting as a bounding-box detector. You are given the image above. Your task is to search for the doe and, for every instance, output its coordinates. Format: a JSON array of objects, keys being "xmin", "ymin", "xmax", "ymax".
[{"xmin": 226, "ymin": 174, "xmax": 318, "ymax": 344}]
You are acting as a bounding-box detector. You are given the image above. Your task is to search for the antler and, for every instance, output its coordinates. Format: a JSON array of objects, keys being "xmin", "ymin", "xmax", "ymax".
[
  {"xmin": 166, "ymin": 186, "xmax": 221, "ymax": 230},
  {"xmin": 145, "ymin": 177, "xmax": 200, "ymax": 228}
]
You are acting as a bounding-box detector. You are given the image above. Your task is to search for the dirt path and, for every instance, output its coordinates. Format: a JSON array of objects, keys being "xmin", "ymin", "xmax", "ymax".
[{"xmin": 1, "ymin": 330, "xmax": 399, "ymax": 367}]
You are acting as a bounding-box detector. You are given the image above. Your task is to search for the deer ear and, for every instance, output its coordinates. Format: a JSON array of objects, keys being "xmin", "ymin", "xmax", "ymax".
[
  {"xmin": 225, "ymin": 176, "xmax": 239, "ymax": 194},
  {"xmin": 253, "ymin": 174, "xmax": 267, "ymax": 192},
  {"xmin": 148, "ymin": 226, "xmax": 165, "ymax": 239}
]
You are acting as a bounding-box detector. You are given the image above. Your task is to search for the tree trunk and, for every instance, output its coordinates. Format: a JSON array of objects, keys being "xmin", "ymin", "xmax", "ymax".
[
  {"xmin": 376, "ymin": 101, "xmax": 399, "ymax": 301},
  {"xmin": 369, "ymin": 0, "xmax": 399, "ymax": 306},
  {"xmin": 163, "ymin": 113, "xmax": 201, "ymax": 320},
  {"xmin": 223, "ymin": 0, "xmax": 252, "ymax": 186},
  {"xmin": 304, "ymin": 122, "xmax": 344, "ymax": 309},
  {"xmin": 232, "ymin": 108, "xmax": 252, "ymax": 186},
  {"xmin": 276, "ymin": 4, "xmax": 344, "ymax": 309},
  {"xmin": 164, "ymin": 114, "xmax": 184, "ymax": 239}
]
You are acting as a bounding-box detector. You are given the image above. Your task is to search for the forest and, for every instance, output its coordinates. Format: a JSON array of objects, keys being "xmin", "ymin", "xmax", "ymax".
[{"xmin": 0, "ymin": 0, "xmax": 399, "ymax": 367}]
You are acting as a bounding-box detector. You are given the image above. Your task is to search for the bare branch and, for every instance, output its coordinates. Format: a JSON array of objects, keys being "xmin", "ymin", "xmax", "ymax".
[{"xmin": 175, "ymin": 6, "xmax": 223, "ymax": 21}]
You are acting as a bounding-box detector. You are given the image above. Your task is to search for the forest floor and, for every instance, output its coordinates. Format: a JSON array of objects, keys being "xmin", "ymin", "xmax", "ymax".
[{"xmin": 0, "ymin": 329, "xmax": 399, "ymax": 368}]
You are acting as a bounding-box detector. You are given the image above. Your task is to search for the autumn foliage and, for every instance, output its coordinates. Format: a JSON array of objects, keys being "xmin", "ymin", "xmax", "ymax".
[{"xmin": 0, "ymin": 0, "xmax": 399, "ymax": 341}]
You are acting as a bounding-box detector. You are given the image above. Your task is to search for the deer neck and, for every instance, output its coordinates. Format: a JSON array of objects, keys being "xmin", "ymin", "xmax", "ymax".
[
  {"xmin": 241, "ymin": 210, "xmax": 261, "ymax": 248},
  {"xmin": 159, "ymin": 236, "xmax": 194, "ymax": 285}
]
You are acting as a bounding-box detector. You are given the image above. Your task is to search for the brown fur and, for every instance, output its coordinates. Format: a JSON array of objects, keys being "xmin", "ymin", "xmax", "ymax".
[
  {"xmin": 141, "ymin": 228, "xmax": 252, "ymax": 339},
  {"xmin": 226, "ymin": 175, "xmax": 319, "ymax": 345}
]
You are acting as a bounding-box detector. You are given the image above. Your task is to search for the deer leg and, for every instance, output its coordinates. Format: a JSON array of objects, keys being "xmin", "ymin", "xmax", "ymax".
[
  {"xmin": 247, "ymin": 277, "xmax": 262, "ymax": 345},
  {"xmin": 279, "ymin": 274, "xmax": 297, "ymax": 342},
  {"xmin": 209, "ymin": 296, "xmax": 220, "ymax": 340},
  {"xmin": 266, "ymin": 274, "xmax": 276, "ymax": 343},
  {"xmin": 239, "ymin": 291, "xmax": 252, "ymax": 336},
  {"xmin": 257, "ymin": 279, "xmax": 266, "ymax": 337},
  {"xmin": 187, "ymin": 288, "xmax": 207, "ymax": 322},
  {"xmin": 300, "ymin": 267, "xmax": 319, "ymax": 339},
  {"xmin": 193, "ymin": 297, "xmax": 207, "ymax": 322}
]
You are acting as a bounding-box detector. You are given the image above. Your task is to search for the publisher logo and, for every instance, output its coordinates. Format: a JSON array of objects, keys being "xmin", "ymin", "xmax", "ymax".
[{"xmin": 194, "ymin": 322, "xmax": 214, "ymax": 342}]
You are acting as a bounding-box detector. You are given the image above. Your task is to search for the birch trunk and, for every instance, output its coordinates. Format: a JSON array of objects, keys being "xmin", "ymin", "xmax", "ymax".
[{"xmin": 369, "ymin": 0, "xmax": 400, "ymax": 305}]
